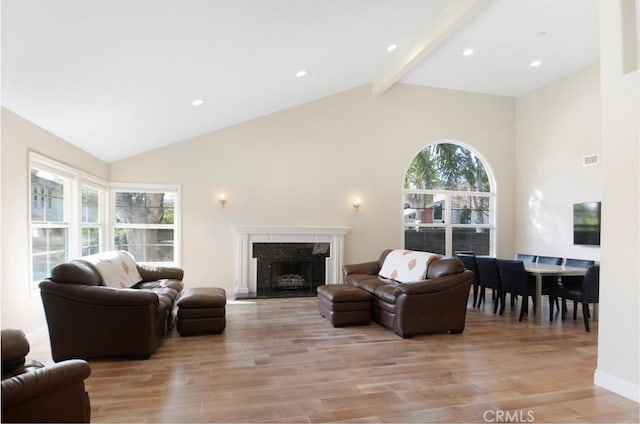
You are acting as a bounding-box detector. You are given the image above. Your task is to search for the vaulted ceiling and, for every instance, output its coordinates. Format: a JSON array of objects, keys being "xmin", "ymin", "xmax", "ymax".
[{"xmin": 1, "ymin": 0, "xmax": 599, "ymax": 162}]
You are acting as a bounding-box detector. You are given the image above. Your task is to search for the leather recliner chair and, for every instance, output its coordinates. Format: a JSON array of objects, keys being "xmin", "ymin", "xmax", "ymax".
[{"xmin": 1, "ymin": 329, "xmax": 91, "ymax": 422}]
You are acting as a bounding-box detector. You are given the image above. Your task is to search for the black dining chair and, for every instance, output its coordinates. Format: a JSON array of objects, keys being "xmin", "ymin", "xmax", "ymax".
[
  {"xmin": 536, "ymin": 255, "xmax": 562, "ymax": 265},
  {"xmin": 535, "ymin": 255, "xmax": 563, "ymax": 310},
  {"xmin": 550, "ymin": 265, "xmax": 600, "ymax": 331},
  {"xmin": 475, "ymin": 257, "xmax": 502, "ymax": 313},
  {"xmin": 564, "ymin": 258, "xmax": 596, "ymax": 269},
  {"xmin": 515, "ymin": 253, "xmax": 537, "ymax": 263},
  {"xmin": 496, "ymin": 259, "xmax": 540, "ymax": 321},
  {"xmin": 455, "ymin": 251, "xmax": 480, "ymax": 307},
  {"xmin": 556, "ymin": 258, "xmax": 596, "ymax": 320}
]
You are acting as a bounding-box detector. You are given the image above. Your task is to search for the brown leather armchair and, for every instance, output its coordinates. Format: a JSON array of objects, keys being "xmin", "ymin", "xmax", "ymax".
[{"xmin": 1, "ymin": 329, "xmax": 91, "ymax": 422}]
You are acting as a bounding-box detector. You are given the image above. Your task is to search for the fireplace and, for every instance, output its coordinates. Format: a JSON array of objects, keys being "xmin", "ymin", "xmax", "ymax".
[
  {"xmin": 253, "ymin": 242, "xmax": 329, "ymax": 296},
  {"xmin": 234, "ymin": 225, "xmax": 350, "ymax": 298}
]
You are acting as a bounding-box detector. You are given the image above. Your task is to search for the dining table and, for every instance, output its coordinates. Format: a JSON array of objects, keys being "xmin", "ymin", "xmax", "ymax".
[{"xmin": 523, "ymin": 262, "xmax": 587, "ymax": 324}]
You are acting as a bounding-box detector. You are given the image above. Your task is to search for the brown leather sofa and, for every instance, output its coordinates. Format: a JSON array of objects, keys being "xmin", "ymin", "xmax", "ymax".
[
  {"xmin": 1, "ymin": 329, "xmax": 91, "ymax": 422},
  {"xmin": 343, "ymin": 249, "xmax": 473, "ymax": 338},
  {"xmin": 39, "ymin": 252, "xmax": 184, "ymax": 361}
]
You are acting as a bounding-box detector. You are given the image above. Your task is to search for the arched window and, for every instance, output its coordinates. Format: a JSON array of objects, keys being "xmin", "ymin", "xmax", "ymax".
[{"xmin": 403, "ymin": 142, "xmax": 495, "ymax": 256}]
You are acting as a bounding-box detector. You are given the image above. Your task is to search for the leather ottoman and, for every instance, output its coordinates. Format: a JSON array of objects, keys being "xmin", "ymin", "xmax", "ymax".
[
  {"xmin": 177, "ymin": 287, "xmax": 226, "ymax": 336},
  {"xmin": 317, "ymin": 284, "xmax": 371, "ymax": 327}
]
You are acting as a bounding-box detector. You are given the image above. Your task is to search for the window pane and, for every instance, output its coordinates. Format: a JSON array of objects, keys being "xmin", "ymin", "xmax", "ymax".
[
  {"xmin": 404, "ymin": 193, "xmax": 446, "ymax": 225},
  {"xmin": 32, "ymin": 228, "xmax": 48, "ymax": 254},
  {"xmin": 81, "ymin": 186, "xmax": 100, "ymax": 224},
  {"xmin": 452, "ymin": 227, "xmax": 490, "ymax": 255},
  {"xmin": 404, "ymin": 227, "xmax": 445, "ymax": 255},
  {"xmin": 404, "ymin": 143, "xmax": 490, "ymax": 192},
  {"xmin": 32, "ymin": 228, "xmax": 68, "ymax": 254},
  {"xmin": 31, "ymin": 169, "xmax": 65, "ymax": 222},
  {"xmin": 32, "ymin": 254, "xmax": 49, "ymax": 282},
  {"xmin": 115, "ymin": 192, "xmax": 174, "ymax": 224},
  {"xmin": 49, "ymin": 228, "xmax": 67, "ymax": 251},
  {"xmin": 451, "ymin": 195, "xmax": 490, "ymax": 224},
  {"xmin": 31, "ymin": 228, "xmax": 68, "ymax": 287},
  {"xmin": 82, "ymin": 227, "xmax": 100, "ymax": 256},
  {"xmin": 115, "ymin": 228, "xmax": 174, "ymax": 262}
]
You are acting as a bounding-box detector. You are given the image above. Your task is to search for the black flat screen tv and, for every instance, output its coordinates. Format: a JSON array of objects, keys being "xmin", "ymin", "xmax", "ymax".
[{"xmin": 573, "ymin": 201, "xmax": 601, "ymax": 246}]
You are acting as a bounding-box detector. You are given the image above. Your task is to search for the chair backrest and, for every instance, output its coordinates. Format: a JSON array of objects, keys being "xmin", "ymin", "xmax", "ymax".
[
  {"xmin": 515, "ymin": 253, "xmax": 537, "ymax": 263},
  {"xmin": 455, "ymin": 252, "xmax": 479, "ymax": 284},
  {"xmin": 496, "ymin": 259, "xmax": 529, "ymax": 296},
  {"xmin": 564, "ymin": 258, "xmax": 595, "ymax": 268},
  {"xmin": 581, "ymin": 265, "xmax": 600, "ymax": 303},
  {"xmin": 536, "ymin": 255, "xmax": 562, "ymax": 265},
  {"xmin": 475, "ymin": 257, "xmax": 501, "ymax": 290}
]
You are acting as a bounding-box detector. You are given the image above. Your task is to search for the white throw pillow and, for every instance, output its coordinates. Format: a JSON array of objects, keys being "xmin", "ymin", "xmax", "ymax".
[
  {"xmin": 82, "ymin": 251, "xmax": 143, "ymax": 288},
  {"xmin": 379, "ymin": 250, "xmax": 439, "ymax": 283}
]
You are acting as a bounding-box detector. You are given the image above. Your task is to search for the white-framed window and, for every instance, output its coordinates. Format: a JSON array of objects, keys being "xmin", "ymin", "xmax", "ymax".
[
  {"xmin": 111, "ymin": 184, "xmax": 180, "ymax": 266},
  {"xmin": 80, "ymin": 182, "xmax": 104, "ymax": 256},
  {"xmin": 30, "ymin": 165, "xmax": 71, "ymax": 289},
  {"xmin": 29, "ymin": 152, "xmax": 108, "ymax": 289},
  {"xmin": 403, "ymin": 142, "xmax": 496, "ymax": 256}
]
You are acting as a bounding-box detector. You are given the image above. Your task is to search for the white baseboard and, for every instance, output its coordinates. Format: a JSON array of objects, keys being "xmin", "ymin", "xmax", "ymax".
[{"xmin": 594, "ymin": 369, "xmax": 640, "ymax": 403}]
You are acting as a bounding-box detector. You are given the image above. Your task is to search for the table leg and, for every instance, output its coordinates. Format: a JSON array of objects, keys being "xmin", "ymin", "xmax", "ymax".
[{"xmin": 535, "ymin": 274, "xmax": 542, "ymax": 324}]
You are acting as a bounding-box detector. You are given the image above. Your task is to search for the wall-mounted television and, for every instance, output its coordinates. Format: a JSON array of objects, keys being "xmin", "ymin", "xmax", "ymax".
[{"xmin": 573, "ymin": 201, "xmax": 601, "ymax": 246}]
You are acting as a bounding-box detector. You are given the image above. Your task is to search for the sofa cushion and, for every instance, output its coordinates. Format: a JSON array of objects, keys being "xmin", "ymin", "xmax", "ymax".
[
  {"xmin": 378, "ymin": 250, "xmax": 440, "ymax": 283},
  {"xmin": 134, "ymin": 279, "xmax": 185, "ymax": 295},
  {"xmin": 81, "ymin": 251, "xmax": 143, "ymax": 288},
  {"xmin": 373, "ymin": 284, "xmax": 398, "ymax": 304}
]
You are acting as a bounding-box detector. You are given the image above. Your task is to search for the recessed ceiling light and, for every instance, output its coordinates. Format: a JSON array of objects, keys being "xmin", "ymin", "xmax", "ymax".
[
  {"xmin": 386, "ymin": 44, "xmax": 398, "ymax": 52},
  {"xmin": 462, "ymin": 48, "xmax": 474, "ymax": 56},
  {"xmin": 296, "ymin": 69, "xmax": 307, "ymax": 78},
  {"xmin": 191, "ymin": 99, "xmax": 204, "ymax": 106},
  {"xmin": 529, "ymin": 60, "xmax": 542, "ymax": 68}
]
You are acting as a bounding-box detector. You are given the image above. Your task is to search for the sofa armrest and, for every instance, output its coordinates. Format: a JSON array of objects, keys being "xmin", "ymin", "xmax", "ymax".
[
  {"xmin": 1, "ymin": 329, "xmax": 30, "ymax": 371},
  {"xmin": 342, "ymin": 261, "xmax": 380, "ymax": 277},
  {"xmin": 393, "ymin": 271, "xmax": 473, "ymax": 296},
  {"xmin": 1, "ymin": 360, "xmax": 91, "ymax": 408},
  {"xmin": 137, "ymin": 264, "xmax": 184, "ymax": 282},
  {"xmin": 39, "ymin": 281, "xmax": 159, "ymax": 307}
]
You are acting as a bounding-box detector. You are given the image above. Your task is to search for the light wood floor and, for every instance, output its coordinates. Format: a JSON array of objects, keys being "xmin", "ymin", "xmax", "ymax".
[{"xmin": 30, "ymin": 295, "xmax": 638, "ymax": 423}]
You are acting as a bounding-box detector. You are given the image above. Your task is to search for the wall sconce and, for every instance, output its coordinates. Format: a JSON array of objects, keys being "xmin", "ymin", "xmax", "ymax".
[
  {"xmin": 218, "ymin": 193, "xmax": 227, "ymax": 207},
  {"xmin": 352, "ymin": 197, "xmax": 362, "ymax": 210}
]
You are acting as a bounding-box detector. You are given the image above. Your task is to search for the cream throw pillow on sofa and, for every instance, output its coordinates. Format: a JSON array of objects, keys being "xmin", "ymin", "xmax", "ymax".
[
  {"xmin": 379, "ymin": 249, "xmax": 439, "ymax": 283},
  {"xmin": 82, "ymin": 251, "xmax": 143, "ymax": 288}
]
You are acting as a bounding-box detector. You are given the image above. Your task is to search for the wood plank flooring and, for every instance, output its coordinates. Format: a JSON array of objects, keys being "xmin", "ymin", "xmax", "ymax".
[{"xmin": 29, "ymin": 295, "xmax": 639, "ymax": 423}]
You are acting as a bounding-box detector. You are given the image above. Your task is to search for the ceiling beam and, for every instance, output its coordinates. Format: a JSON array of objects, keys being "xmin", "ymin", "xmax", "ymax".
[{"xmin": 371, "ymin": 0, "xmax": 490, "ymax": 95}]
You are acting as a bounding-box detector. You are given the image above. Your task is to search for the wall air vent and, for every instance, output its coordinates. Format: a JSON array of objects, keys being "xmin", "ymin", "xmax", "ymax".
[{"xmin": 583, "ymin": 154, "xmax": 599, "ymax": 166}]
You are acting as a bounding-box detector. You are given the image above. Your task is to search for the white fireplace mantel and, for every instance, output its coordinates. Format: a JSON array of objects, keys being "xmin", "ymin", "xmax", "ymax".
[{"xmin": 234, "ymin": 225, "xmax": 350, "ymax": 297}]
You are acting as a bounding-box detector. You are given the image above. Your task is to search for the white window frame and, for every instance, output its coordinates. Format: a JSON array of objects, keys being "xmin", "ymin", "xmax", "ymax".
[
  {"xmin": 80, "ymin": 180, "xmax": 107, "ymax": 256},
  {"xmin": 403, "ymin": 188, "xmax": 495, "ymax": 256},
  {"xmin": 28, "ymin": 151, "xmax": 108, "ymax": 291},
  {"xmin": 402, "ymin": 141, "xmax": 497, "ymax": 257},
  {"xmin": 110, "ymin": 183, "xmax": 181, "ymax": 267}
]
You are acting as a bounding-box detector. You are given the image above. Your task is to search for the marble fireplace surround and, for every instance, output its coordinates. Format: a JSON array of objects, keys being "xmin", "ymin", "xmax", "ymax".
[{"xmin": 234, "ymin": 225, "xmax": 350, "ymax": 298}]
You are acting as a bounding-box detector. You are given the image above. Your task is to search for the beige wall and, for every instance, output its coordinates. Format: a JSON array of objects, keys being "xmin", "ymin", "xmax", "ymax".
[
  {"xmin": 0, "ymin": 108, "xmax": 109, "ymax": 334},
  {"xmin": 110, "ymin": 84, "xmax": 516, "ymax": 292},
  {"xmin": 594, "ymin": 0, "xmax": 640, "ymax": 402},
  {"xmin": 515, "ymin": 63, "xmax": 602, "ymax": 260}
]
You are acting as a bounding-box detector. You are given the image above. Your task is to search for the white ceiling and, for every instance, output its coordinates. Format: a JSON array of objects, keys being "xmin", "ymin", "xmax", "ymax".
[{"xmin": 1, "ymin": 0, "xmax": 600, "ymax": 163}]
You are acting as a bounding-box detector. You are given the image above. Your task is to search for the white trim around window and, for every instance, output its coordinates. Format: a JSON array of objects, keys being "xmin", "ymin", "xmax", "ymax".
[
  {"xmin": 28, "ymin": 151, "xmax": 108, "ymax": 291},
  {"xmin": 110, "ymin": 183, "xmax": 181, "ymax": 267}
]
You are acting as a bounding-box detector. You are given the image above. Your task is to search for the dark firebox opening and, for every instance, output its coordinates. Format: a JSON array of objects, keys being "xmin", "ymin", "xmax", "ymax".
[{"xmin": 254, "ymin": 243, "xmax": 330, "ymax": 298}]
